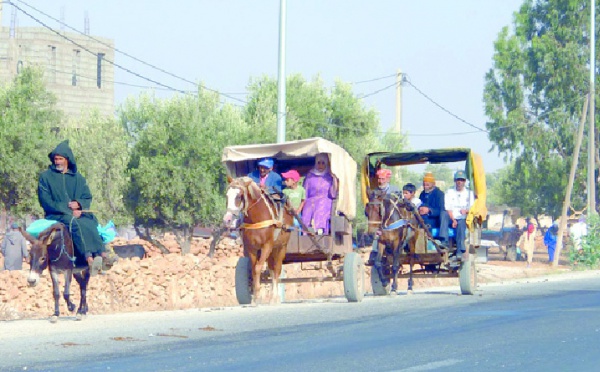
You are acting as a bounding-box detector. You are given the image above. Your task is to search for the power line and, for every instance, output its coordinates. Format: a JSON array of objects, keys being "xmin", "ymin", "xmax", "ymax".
[
  {"xmin": 9, "ymin": 0, "xmax": 247, "ymax": 104},
  {"xmin": 351, "ymin": 73, "xmax": 396, "ymax": 85},
  {"xmin": 402, "ymin": 75, "xmax": 488, "ymax": 133}
]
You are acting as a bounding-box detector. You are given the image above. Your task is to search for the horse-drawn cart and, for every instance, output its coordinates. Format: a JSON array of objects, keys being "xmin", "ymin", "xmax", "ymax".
[
  {"xmin": 222, "ymin": 137, "xmax": 363, "ymax": 304},
  {"xmin": 362, "ymin": 148, "xmax": 487, "ymax": 295}
]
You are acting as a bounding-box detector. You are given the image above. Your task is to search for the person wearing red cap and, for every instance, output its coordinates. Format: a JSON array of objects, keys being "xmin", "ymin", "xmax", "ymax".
[
  {"xmin": 375, "ymin": 168, "xmax": 400, "ymax": 195},
  {"xmin": 281, "ymin": 169, "xmax": 305, "ymax": 216}
]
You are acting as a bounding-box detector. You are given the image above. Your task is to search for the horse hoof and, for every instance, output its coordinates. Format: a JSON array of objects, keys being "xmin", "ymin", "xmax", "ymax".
[
  {"xmin": 76, "ymin": 313, "xmax": 84, "ymax": 321},
  {"xmin": 50, "ymin": 316, "xmax": 58, "ymax": 323}
]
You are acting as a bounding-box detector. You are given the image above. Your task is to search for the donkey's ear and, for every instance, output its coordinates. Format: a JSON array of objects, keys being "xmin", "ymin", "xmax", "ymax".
[
  {"xmin": 19, "ymin": 227, "xmax": 38, "ymax": 244},
  {"xmin": 38, "ymin": 226, "xmax": 58, "ymax": 246}
]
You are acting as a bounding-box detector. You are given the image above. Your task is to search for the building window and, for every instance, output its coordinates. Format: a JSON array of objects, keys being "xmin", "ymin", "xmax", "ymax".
[
  {"xmin": 97, "ymin": 52, "xmax": 105, "ymax": 88},
  {"xmin": 72, "ymin": 49, "xmax": 80, "ymax": 86},
  {"xmin": 16, "ymin": 60, "xmax": 23, "ymax": 74},
  {"xmin": 48, "ymin": 45, "xmax": 57, "ymax": 83}
]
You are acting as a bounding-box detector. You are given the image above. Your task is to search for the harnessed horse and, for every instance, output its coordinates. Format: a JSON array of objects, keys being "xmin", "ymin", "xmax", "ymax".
[
  {"xmin": 20, "ymin": 224, "xmax": 90, "ymax": 322},
  {"xmin": 365, "ymin": 190, "xmax": 419, "ymax": 293},
  {"xmin": 222, "ymin": 176, "xmax": 294, "ymax": 305}
]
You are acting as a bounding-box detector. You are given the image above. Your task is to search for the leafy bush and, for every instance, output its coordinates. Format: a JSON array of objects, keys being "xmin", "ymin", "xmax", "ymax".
[{"xmin": 569, "ymin": 214, "xmax": 600, "ymax": 269}]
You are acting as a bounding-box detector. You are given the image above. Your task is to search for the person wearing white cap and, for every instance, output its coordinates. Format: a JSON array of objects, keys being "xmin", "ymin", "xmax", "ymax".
[{"xmin": 445, "ymin": 170, "xmax": 475, "ymax": 256}]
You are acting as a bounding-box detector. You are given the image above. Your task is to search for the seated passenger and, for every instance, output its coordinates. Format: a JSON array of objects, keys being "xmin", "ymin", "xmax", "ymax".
[
  {"xmin": 445, "ymin": 170, "xmax": 474, "ymax": 255},
  {"xmin": 375, "ymin": 168, "xmax": 400, "ymax": 195},
  {"xmin": 301, "ymin": 153, "xmax": 338, "ymax": 235},
  {"xmin": 418, "ymin": 172, "xmax": 448, "ymax": 241},
  {"xmin": 247, "ymin": 157, "xmax": 282, "ymax": 194},
  {"xmin": 281, "ymin": 169, "xmax": 305, "ymax": 229},
  {"xmin": 402, "ymin": 183, "xmax": 422, "ymax": 208}
]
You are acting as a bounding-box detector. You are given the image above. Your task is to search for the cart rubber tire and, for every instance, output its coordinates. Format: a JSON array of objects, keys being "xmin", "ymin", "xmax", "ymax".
[
  {"xmin": 235, "ymin": 257, "xmax": 252, "ymax": 305},
  {"xmin": 370, "ymin": 265, "xmax": 390, "ymax": 296},
  {"xmin": 459, "ymin": 253, "xmax": 477, "ymax": 295},
  {"xmin": 343, "ymin": 252, "xmax": 365, "ymax": 302}
]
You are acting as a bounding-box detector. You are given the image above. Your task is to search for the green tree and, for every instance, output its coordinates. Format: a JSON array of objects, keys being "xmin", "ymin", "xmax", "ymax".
[
  {"xmin": 483, "ymin": 0, "xmax": 593, "ymax": 215},
  {"xmin": 0, "ymin": 67, "xmax": 61, "ymax": 221},
  {"xmin": 120, "ymin": 90, "xmax": 248, "ymax": 253},
  {"xmin": 244, "ymin": 74, "xmax": 383, "ymax": 162},
  {"xmin": 62, "ymin": 111, "xmax": 130, "ymax": 226}
]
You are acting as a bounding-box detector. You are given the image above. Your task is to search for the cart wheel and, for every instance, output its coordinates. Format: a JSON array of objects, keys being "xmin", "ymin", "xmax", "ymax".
[
  {"xmin": 343, "ymin": 252, "xmax": 365, "ymax": 302},
  {"xmin": 459, "ymin": 253, "xmax": 477, "ymax": 295},
  {"xmin": 370, "ymin": 266, "xmax": 390, "ymax": 296},
  {"xmin": 235, "ymin": 257, "xmax": 252, "ymax": 305}
]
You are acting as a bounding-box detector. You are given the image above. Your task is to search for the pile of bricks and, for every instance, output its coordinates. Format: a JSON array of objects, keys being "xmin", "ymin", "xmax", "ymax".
[{"xmin": 0, "ymin": 236, "xmax": 355, "ymax": 320}]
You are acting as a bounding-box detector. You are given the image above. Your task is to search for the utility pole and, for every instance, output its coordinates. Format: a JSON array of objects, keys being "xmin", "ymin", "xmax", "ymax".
[
  {"xmin": 554, "ymin": 95, "xmax": 589, "ymax": 267},
  {"xmin": 395, "ymin": 69, "xmax": 402, "ymax": 133},
  {"xmin": 276, "ymin": 0, "xmax": 287, "ymax": 143},
  {"xmin": 589, "ymin": 0, "xmax": 597, "ymax": 214}
]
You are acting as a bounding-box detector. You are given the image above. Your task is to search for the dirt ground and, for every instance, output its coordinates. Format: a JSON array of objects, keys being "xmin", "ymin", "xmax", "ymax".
[{"xmin": 475, "ymin": 243, "xmax": 572, "ymax": 284}]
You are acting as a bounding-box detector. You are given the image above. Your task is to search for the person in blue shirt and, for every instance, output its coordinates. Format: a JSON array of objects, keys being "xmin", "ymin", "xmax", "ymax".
[
  {"xmin": 544, "ymin": 221, "xmax": 559, "ymax": 263},
  {"xmin": 247, "ymin": 157, "xmax": 282, "ymax": 194}
]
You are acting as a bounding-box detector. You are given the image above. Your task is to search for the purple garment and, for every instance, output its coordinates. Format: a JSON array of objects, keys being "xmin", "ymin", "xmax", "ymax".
[{"xmin": 301, "ymin": 171, "xmax": 337, "ymax": 234}]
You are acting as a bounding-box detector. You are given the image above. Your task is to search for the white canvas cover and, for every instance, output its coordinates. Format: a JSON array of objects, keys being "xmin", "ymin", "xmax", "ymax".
[{"xmin": 222, "ymin": 137, "xmax": 357, "ymax": 219}]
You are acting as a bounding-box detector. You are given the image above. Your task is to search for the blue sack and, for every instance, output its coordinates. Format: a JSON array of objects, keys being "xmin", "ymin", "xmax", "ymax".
[
  {"xmin": 97, "ymin": 220, "xmax": 117, "ymax": 244},
  {"xmin": 26, "ymin": 219, "xmax": 59, "ymax": 238}
]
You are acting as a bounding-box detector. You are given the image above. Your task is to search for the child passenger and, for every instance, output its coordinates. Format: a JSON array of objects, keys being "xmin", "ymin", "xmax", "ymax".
[
  {"xmin": 402, "ymin": 183, "xmax": 422, "ymax": 208},
  {"xmin": 281, "ymin": 170, "xmax": 306, "ymax": 228}
]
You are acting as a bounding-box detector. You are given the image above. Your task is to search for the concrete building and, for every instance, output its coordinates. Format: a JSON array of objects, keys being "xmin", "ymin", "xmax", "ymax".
[{"xmin": 0, "ymin": 4, "xmax": 115, "ymax": 122}]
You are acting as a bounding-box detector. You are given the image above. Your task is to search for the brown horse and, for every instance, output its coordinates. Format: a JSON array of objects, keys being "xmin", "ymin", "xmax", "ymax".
[
  {"xmin": 20, "ymin": 224, "xmax": 91, "ymax": 322},
  {"xmin": 222, "ymin": 177, "xmax": 294, "ymax": 305},
  {"xmin": 365, "ymin": 190, "xmax": 418, "ymax": 293}
]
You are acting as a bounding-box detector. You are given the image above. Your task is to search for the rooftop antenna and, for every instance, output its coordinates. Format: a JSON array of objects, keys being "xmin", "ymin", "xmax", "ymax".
[
  {"xmin": 60, "ymin": 6, "xmax": 65, "ymax": 31},
  {"xmin": 84, "ymin": 11, "xmax": 89, "ymax": 35},
  {"xmin": 9, "ymin": 5, "xmax": 16, "ymax": 38}
]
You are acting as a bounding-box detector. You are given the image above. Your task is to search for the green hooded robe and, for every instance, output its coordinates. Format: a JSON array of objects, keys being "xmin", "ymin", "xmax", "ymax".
[{"xmin": 38, "ymin": 140, "xmax": 105, "ymax": 265}]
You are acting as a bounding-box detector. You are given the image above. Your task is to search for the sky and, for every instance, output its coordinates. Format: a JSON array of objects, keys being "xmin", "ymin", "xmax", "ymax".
[{"xmin": 2, "ymin": 0, "xmax": 524, "ymax": 172}]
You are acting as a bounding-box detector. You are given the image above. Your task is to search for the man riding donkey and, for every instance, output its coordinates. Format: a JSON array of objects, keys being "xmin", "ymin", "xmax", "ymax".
[{"xmin": 38, "ymin": 140, "xmax": 115, "ymax": 276}]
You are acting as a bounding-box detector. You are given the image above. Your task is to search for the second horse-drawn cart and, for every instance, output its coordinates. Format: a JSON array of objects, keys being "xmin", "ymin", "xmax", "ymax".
[{"xmin": 361, "ymin": 148, "xmax": 488, "ymax": 295}]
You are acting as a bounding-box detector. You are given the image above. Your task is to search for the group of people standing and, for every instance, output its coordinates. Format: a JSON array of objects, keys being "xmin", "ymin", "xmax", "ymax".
[{"xmin": 248, "ymin": 153, "xmax": 338, "ymax": 235}]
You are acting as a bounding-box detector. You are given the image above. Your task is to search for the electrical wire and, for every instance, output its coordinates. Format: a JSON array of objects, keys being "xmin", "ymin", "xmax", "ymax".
[{"xmin": 8, "ymin": 0, "xmax": 248, "ymax": 104}]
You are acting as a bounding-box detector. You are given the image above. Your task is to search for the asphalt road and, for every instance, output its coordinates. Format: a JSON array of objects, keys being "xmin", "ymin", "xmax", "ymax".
[{"xmin": 2, "ymin": 271, "xmax": 600, "ymax": 372}]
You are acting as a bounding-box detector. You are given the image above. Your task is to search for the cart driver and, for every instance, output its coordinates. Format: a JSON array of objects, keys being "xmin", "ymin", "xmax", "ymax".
[{"xmin": 248, "ymin": 157, "xmax": 283, "ymax": 194}]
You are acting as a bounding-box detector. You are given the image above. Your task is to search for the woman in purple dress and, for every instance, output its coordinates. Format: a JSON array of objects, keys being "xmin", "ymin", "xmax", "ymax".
[{"xmin": 301, "ymin": 153, "xmax": 338, "ymax": 235}]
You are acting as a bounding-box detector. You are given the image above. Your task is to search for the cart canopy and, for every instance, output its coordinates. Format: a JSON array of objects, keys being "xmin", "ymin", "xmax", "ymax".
[{"xmin": 223, "ymin": 137, "xmax": 357, "ymax": 219}]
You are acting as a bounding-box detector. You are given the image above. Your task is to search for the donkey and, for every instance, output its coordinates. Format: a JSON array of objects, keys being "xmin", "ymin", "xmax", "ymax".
[{"xmin": 21, "ymin": 224, "xmax": 91, "ymax": 322}]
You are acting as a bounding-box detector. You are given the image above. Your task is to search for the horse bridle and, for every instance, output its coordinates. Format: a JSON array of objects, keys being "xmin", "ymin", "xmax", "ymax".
[{"xmin": 226, "ymin": 179, "xmax": 280, "ymax": 229}]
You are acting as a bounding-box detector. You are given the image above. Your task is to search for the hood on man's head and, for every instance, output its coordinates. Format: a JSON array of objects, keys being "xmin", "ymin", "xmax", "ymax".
[{"xmin": 48, "ymin": 140, "xmax": 77, "ymax": 173}]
